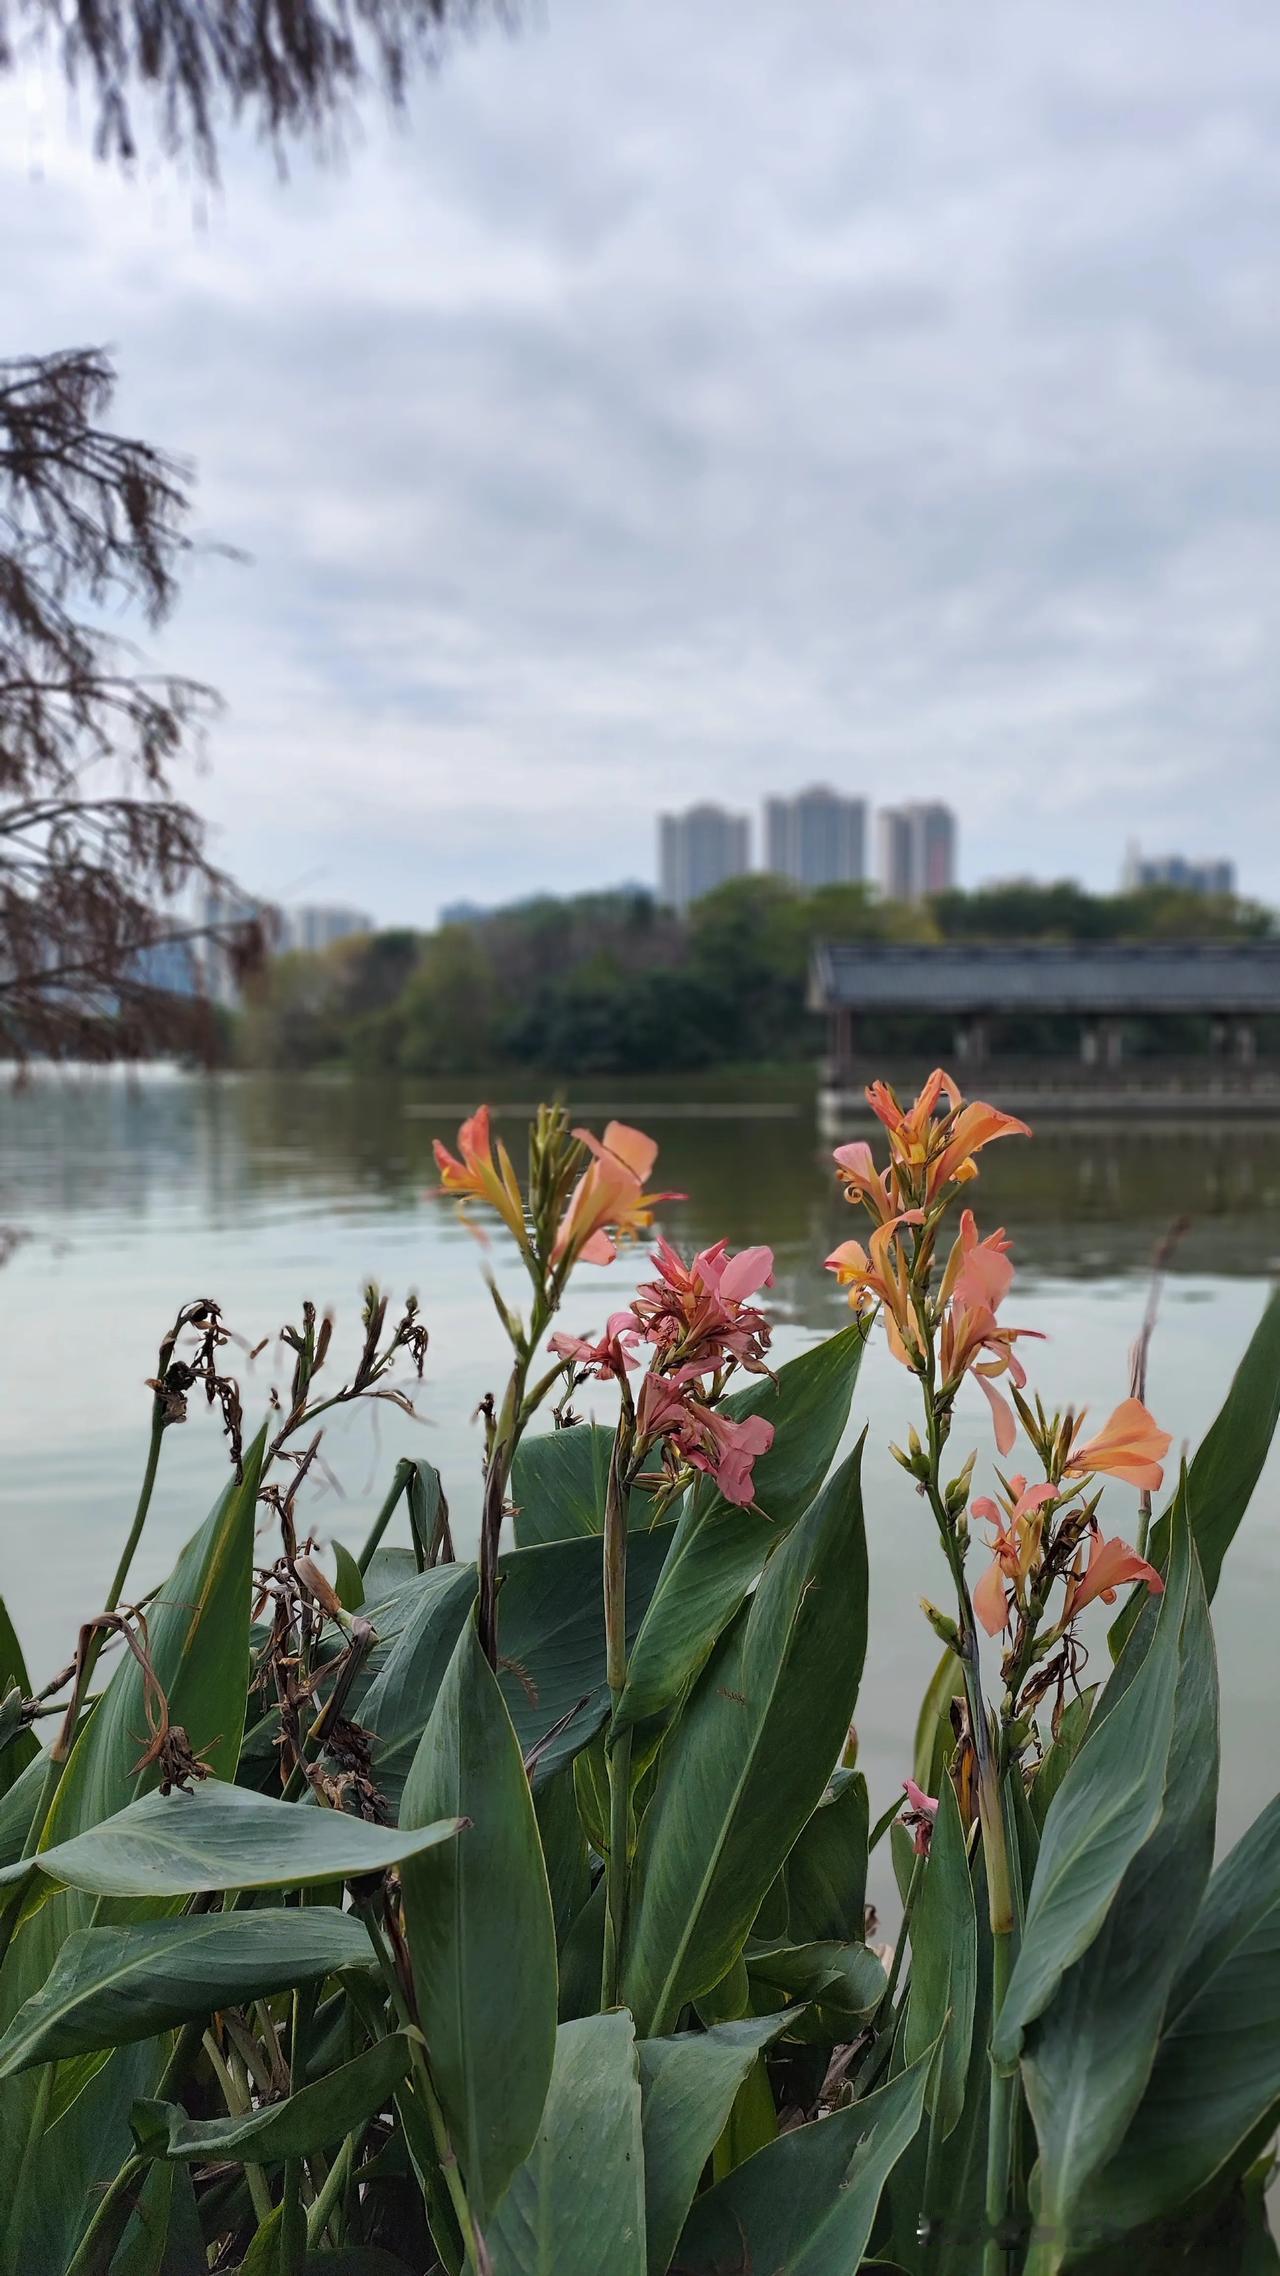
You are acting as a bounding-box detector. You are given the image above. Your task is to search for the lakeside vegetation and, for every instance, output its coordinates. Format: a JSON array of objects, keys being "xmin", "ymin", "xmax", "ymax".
[
  {"xmin": 235, "ymin": 877, "xmax": 1276, "ymax": 1077},
  {"xmin": 1, "ymin": 1080, "xmax": 1277, "ymax": 2273}
]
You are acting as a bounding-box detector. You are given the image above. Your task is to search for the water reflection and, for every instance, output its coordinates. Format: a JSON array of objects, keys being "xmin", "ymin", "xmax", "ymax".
[{"xmin": 1, "ymin": 1069, "xmax": 1276, "ymax": 1885}]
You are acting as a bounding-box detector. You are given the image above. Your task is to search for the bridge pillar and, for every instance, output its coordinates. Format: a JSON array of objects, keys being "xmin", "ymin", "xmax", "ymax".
[
  {"xmin": 1236, "ymin": 1022, "xmax": 1257, "ymax": 1066},
  {"xmin": 955, "ymin": 1018, "xmax": 989, "ymax": 1065}
]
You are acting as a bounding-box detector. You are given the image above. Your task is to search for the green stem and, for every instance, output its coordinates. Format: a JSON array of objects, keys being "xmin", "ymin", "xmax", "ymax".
[
  {"xmin": 61, "ymin": 2152, "xmax": 148, "ymax": 2276},
  {"xmin": 306, "ymin": 2133, "xmax": 355, "ymax": 2247},
  {"xmin": 203, "ymin": 2029, "xmax": 274, "ymax": 2226},
  {"xmin": 103, "ymin": 1409, "xmax": 165, "ymax": 1617},
  {"xmin": 984, "ymin": 1929, "xmax": 1018, "ymax": 2276},
  {"xmin": 601, "ymin": 1421, "xmax": 635, "ymax": 2007},
  {"xmin": 357, "ymin": 1902, "xmax": 483, "ymax": 2274}
]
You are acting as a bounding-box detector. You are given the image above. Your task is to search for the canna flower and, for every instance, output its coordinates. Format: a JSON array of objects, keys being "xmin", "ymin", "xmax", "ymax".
[
  {"xmin": 832, "ymin": 1139, "xmax": 898, "ymax": 1223},
  {"xmin": 629, "ymin": 1235, "xmax": 774, "ymax": 1373},
  {"xmin": 863, "ymin": 1069, "xmax": 1030, "ymax": 1207},
  {"xmin": 971, "ymin": 1475, "xmax": 1059, "ymax": 1635},
  {"xmin": 548, "ymin": 1312, "xmax": 641, "ymax": 1381},
  {"xmin": 900, "ymin": 1778, "xmax": 939, "ymax": 1857},
  {"xmin": 636, "ymin": 1370, "xmax": 774, "ymax": 1507},
  {"xmin": 1063, "ymin": 1528, "xmax": 1165, "ymax": 1620},
  {"xmin": 1064, "ymin": 1397, "xmax": 1173, "ymax": 1492},
  {"xmin": 552, "ymin": 1121, "xmax": 675, "ymax": 1269},
  {"xmin": 825, "ymin": 1217, "xmax": 922, "ymax": 1368},
  {"xmin": 433, "ymin": 1105, "xmax": 527, "ymax": 1243},
  {"xmin": 937, "ymin": 1213, "xmax": 1043, "ymax": 1455}
]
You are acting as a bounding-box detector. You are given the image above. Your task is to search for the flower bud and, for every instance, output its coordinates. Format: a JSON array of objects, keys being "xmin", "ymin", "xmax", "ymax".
[
  {"xmin": 920, "ymin": 1598, "xmax": 961, "ymax": 1651},
  {"xmin": 944, "ymin": 1450, "xmax": 977, "ymax": 1517}
]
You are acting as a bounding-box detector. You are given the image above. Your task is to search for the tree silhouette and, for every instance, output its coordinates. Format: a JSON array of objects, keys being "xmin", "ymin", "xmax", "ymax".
[{"xmin": 0, "ymin": 1, "xmax": 501, "ymax": 1056}]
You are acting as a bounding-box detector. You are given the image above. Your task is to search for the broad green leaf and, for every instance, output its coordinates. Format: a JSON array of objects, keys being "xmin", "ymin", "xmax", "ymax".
[
  {"xmin": 637, "ymin": 2015, "xmax": 794, "ymax": 2276},
  {"xmin": 46, "ymin": 1426, "xmax": 267, "ymax": 1846},
  {"xmin": 134, "ymin": 2033, "xmax": 411, "ymax": 2163},
  {"xmin": 782, "ymin": 1769, "xmax": 869, "ymax": 1945},
  {"xmin": 613, "ymin": 1324, "xmax": 867, "ymax": 1740},
  {"xmin": 0, "ymin": 1908, "xmax": 370, "ymax": 2072},
  {"xmin": 512, "ymin": 1425, "xmax": 614, "ymax": 1546},
  {"xmin": 359, "ymin": 1527, "xmax": 673, "ymax": 1812},
  {"xmin": 0, "ymin": 1742, "xmax": 45, "ymax": 1867},
  {"xmin": 889, "ymin": 1848, "xmax": 993, "ymax": 2276},
  {"xmin": 112, "ymin": 2159, "xmax": 204, "ymax": 2276},
  {"xmin": 1029, "ymin": 1688, "xmax": 1097, "ymax": 1833},
  {"xmin": 534, "ymin": 1768, "xmax": 590, "ymax": 1951},
  {"xmin": 674, "ymin": 2045, "xmax": 933, "ymax": 2275},
  {"xmin": 486, "ymin": 2013, "xmax": 645, "ymax": 2276},
  {"xmin": 745, "ymin": 1938, "xmax": 886, "ymax": 2033},
  {"xmin": 903, "ymin": 1775, "xmax": 976, "ymax": 2139},
  {"xmin": 992, "ymin": 1501, "xmax": 1194, "ymax": 2069},
  {"xmin": 1, "ymin": 1779, "xmax": 461, "ymax": 1901},
  {"xmin": 1086, "ymin": 1789, "xmax": 1280, "ymax": 2242},
  {"xmin": 1019, "ymin": 1522, "xmax": 1219, "ymax": 2264},
  {"xmin": 1111, "ymin": 1287, "xmax": 1280, "ymax": 1658},
  {"xmin": 620, "ymin": 1442, "xmax": 870, "ymax": 2035},
  {"xmin": 331, "ymin": 1538, "xmax": 366, "ymax": 1611},
  {"xmin": 0, "ymin": 1599, "xmax": 36, "ymax": 1799},
  {"xmin": 399, "ymin": 1613, "xmax": 557, "ymax": 2224}
]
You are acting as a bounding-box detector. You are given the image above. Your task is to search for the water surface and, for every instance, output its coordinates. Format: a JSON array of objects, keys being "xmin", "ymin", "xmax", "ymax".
[{"xmin": 1, "ymin": 1070, "xmax": 1276, "ymax": 1897}]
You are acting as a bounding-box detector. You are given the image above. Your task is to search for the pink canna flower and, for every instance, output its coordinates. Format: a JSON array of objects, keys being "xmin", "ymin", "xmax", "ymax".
[
  {"xmin": 936, "ymin": 1214, "xmax": 1044, "ymax": 1455},
  {"xmin": 548, "ymin": 1312, "xmax": 641, "ymax": 1381},
  {"xmin": 1064, "ymin": 1397, "xmax": 1173, "ymax": 1492},
  {"xmin": 630, "ymin": 1235, "xmax": 774, "ymax": 1374},
  {"xmin": 1063, "ymin": 1528, "xmax": 1165, "ymax": 1620},
  {"xmin": 433, "ymin": 1105, "xmax": 526, "ymax": 1243},
  {"xmin": 551, "ymin": 1121, "xmax": 676, "ymax": 1269},
  {"xmin": 636, "ymin": 1371, "xmax": 775, "ymax": 1507},
  {"xmin": 971, "ymin": 1476, "xmax": 1059, "ymax": 1635},
  {"xmin": 900, "ymin": 1778, "xmax": 939, "ymax": 1857}
]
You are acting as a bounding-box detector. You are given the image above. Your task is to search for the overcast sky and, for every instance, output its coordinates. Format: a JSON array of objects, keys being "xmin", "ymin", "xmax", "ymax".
[{"xmin": 3, "ymin": 0, "xmax": 1279, "ymax": 923}]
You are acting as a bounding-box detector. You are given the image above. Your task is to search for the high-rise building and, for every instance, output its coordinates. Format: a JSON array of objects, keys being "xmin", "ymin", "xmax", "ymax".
[
  {"xmin": 282, "ymin": 903, "xmax": 373, "ymax": 955},
  {"xmin": 195, "ymin": 885, "xmax": 269, "ymax": 1008},
  {"xmin": 877, "ymin": 802, "xmax": 957, "ymax": 901},
  {"xmin": 658, "ymin": 804, "xmax": 751, "ymax": 915},
  {"xmin": 1123, "ymin": 846, "xmax": 1236, "ymax": 897},
  {"xmin": 764, "ymin": 787, "xmax": 866, "ymax": 890}
]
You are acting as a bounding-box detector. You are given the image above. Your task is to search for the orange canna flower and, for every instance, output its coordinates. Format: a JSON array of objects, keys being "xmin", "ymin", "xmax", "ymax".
[
  {"xmin": 552, "ymin": 1120, "xmax": 673, "ymax": 1269},
  {"xmin": 926, "ymin": 1098, "xmax": 1032, "ymax": 1201},
  {"xmin": 433, "ymin": 1105, "xmax": 526, "ymax": 1243},
  {"xmin": 937, "ymin": 1213, "xmax": 1043, "ymax": 1455},
  {"xmin": 825, "ymin": 1217, "xmax": 921, "ymax": 1366},
  {"xmin": 1064, "ymin": 1397, "xmax": 1173, "ymax": 1492},
  {"xmin": 1063, "ymin": 1529, "xmax": 1165, "ymax": 1620},
  {"xmin": 832, "ymin": 1139, "xmax": 898, "ymax": 1223},
  {"xmin": 971, "ymin": 1476, "xmax": 1058, "ymax": 1634}
]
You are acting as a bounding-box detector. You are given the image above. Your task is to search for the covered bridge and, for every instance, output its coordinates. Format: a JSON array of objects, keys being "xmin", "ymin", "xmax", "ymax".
[{"xmin": 809, "ymin": 940, "xmax": 1280, "ymax": 1108}]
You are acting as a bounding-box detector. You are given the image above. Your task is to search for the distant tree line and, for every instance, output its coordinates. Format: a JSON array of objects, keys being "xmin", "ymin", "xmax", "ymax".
[{"xmin": 233, "ymin": 875, "xmax": 1276, "ymax": 1077}]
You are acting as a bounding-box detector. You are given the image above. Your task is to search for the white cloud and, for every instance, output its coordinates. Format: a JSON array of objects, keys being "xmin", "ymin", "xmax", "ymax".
[{"xmin": 3, "ymin": 0, "xmax": 1279, "ymax": 918}]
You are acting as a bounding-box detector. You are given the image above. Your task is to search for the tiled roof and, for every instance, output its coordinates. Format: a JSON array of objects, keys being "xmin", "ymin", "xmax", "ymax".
[{"xmin": 809, "ymin": 940, "xmax": 1280, "ymax": 1014}]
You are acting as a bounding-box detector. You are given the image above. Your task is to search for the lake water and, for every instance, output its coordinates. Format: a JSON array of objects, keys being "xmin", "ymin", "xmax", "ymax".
[{"xmin": 1, "ymin": 1068, "xmax": 1277, "ymax": 1901}]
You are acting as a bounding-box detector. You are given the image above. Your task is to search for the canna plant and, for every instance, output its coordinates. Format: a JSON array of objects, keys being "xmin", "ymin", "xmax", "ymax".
[{"xmin": 0, "ymin": 1084, "xmax": 1276, "ymax": 2275}]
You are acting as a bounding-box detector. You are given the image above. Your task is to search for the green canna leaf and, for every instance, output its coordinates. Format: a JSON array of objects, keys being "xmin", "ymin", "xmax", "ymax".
[
  {"xmin": 1017, "ymin": 1510, "xmax": 1219, "ymax": 2268},
  {"xmin": 359, "ymin": 1526, "xmax": 674, "ymax": 1813},
  {"xmin": 1084, "ymin": 1789, "xmax": 1280, "ymax": 2243},
  {"xmin": 781, "ymin": 1768, "xmax": 870, "ymax": 1946},
  {"xmin": 903, "ymin": 1774, "xmax": 977, "ymax": 2140},
  {"xmin": 133, "ymin": 2032, "xmax": 411, "ymax": 2164},
  {"xmin": 399, "ymin": 1612, "xmax": 557, "ymax": 2225},
  {"xmin": 0, "ymin": 1909, "xmax": 371, "ymax": 2072},
  {"xmin": 992, "ymin": 1498, "xmax": 1197, "ymax": 2070},
  {"xmin": 673, "ymin": 2044, "xmax": 934, "ymax": 2276},
  {"xmin": 0, "ymin": 1599, "xmax": 36, "ymax": 1800},
  {"xmin": 485, "ymin": 2012, "xmax": 646, "ymax": 2276},
  {"xmin": 636, "ymin": 2014, "xmax": 795, "ymax": 2276},
  {"xmin": 0, "ymin": 1779, "xmax": 461, "ymax": 1903},
  {"xmin": 620, "ymin": 1441, "xmax": 869, "ymax": 2036},
  {"xmin": 612, "ymin": 1323, "xmax": 867, "ymax": 1742},
  {"xmin": 511, "ymin": 1424, "xmax": 618, "ymax": 1546}
]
